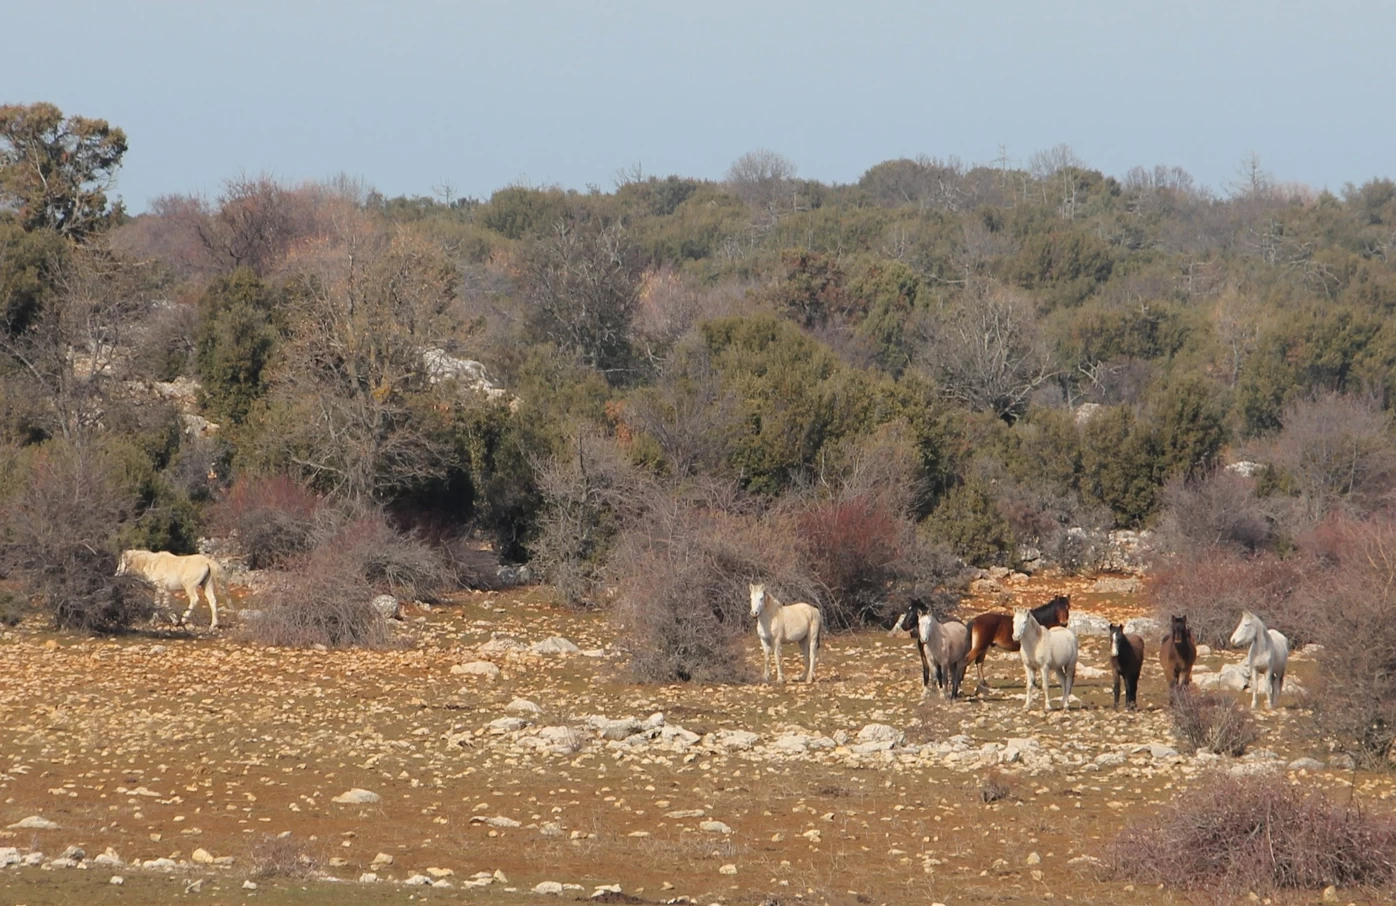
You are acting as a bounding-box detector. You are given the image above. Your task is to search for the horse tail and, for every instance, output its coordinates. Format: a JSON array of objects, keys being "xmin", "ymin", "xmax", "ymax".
[{"xmin": 207, "ymin": 558, "xmax": 229, "ymax": 599}]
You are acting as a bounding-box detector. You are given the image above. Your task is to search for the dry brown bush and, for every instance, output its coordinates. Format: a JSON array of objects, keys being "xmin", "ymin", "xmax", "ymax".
[
  {"xmin": 1169, "ymin": 687, "xmax": 1260, "ymax": 756},
  {"xmin": 242, "ymin": 543, "xmax": 386, "ymax": 649},
  {"xmin": 211, "ymin": 473, "xmax": 323, "ymax": 570},
  {"xmin": 1151, "ymin": 548, "xmax": 1304, "ymax": 647},
  {"xmin": 611, "ymin": 490, "xmax": 818, "ymax": 683},
  {"xmin": 309, "ymin": 507, "xmax": 447, "ymax": 601},
  {"xmin": 1111, "ymin": 772, "xmax": 1396, "ymax": 893},
  {"xmin": 1268, "ymin": 393, "xmax": 1396, "ymax": 529},
  {"xmin": 1302, "ymin": 517, "xmax": 1396, "ymax": 765},
  {"xmin": 1154, "ymin": 468, "xmax": 1275, "ymax": 556},
  {"xmin": 531, "ymin": 431, "xmax": 654, "ymax": 606},
  {"xmin": 0, "ymin": 442, "xmax": 153, "ymax": 632},
  {"xmin": 247, "ymin": 833, "xmax": 322, "ymax": 879}
]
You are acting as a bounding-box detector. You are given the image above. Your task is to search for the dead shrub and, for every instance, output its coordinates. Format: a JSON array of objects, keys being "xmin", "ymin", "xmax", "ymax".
[
  {"xmin": 974, "ymin": 771, "xmax": 1015, "ymax": 804},
  {"xmin": 248, "ymin": 833, "xmax": 321, "ymax": 879},
  {"xmin": 1170, "ymin": 687, "xmax": 1260, "ymax": 756},
  {"xmin": 211, "ymin": 473, "xmax": 323, "ymax": 569},
  {"xmin": 243, "ymin": 544, "xmax": 386, "ymax": 648},
  {"xmin": 531, "ymin": 431, "xmax": 653, "ymax": 606},
  {"xmin": 796, "ymin": 494, "xmax": 904, "ymax": 630},
  {"xmin": 610, "ymin": 491, "xmax": 818, "ymax": 683},
  {"xmin": 310, "ymin": 508, "xmax": 446, "ymax": 601},
  {"xmin": 1151, "ymin": 548, "xmax": 1304, "ymax": 647},
  {"xmin": 0, "ymin": 442, "xmax": 154, "ymax": 632},
  {"xmin": 1155, "ymin": 468, "xmax": 1276, "ymax": 557},
  {"xmin": 1110, "ymin": 772, "xmax": 1396, "ymax": 892},
  {"xmin": 1302, "ymin": 517, "xmax": 1396, "ymax": 765},
  {"xmin": 1268, "ymin": 392, "xmax": 1396, "ymax": 529}
]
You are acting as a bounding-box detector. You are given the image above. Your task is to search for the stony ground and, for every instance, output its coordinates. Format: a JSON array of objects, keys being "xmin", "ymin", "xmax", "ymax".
[{"xmin": 0, "ymin": 576, "xmax": 1388, "ymax": 906}]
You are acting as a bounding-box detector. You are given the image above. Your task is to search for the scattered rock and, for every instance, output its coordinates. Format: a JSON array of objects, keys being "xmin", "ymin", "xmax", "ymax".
[
  {"xmin": 856, "ymin": 723, "xmax": 905, "ymax": 746},
  {"xmin": 1218, "ymin": 663, "xmax": 1250, "ymax": 691},
  {"xmin": 59, "ymin": 845, "xmax": 85, "ymax": 862},
  {"xmin": 1123, "ymin": 617, "xmax": 1161, "ymax": 638},
  {"xmin": 713, "ymin": 729, "xmax": 760, "ymax": 750},
  {"xmin": 404, "ymin": 874, "xmax": 433, "ymax": 886},
  {"xmin": 1288, "ymin": 757, "xmax": 1325, "ymax": 771},
  {"xmin": 0, "ymin": 847, "xmax": 19, "ymax": 868},
  {"xmin": 1067, "ymin": 612, "xmax": 1112, "ymax": 637},
  {"xmin": 533, "ymin": 881, "xmax": 565, "ymax": 895},
  {"xmin": 242, "ymin": 880, "xmax": 258, "ymax": 890},
  {"xmin": 330, "ymin": 788, "xmax": 381, "ymax": 804},
  {"xmin": 110, "ymin": 875, "xmax": 125, "ymax": 885},
  {"xmin": 359, "ymin": 872, "xmax": 379, "ymax": 883},
  {"xmin": 370, "ymin": 594, "xmax": 402, "ymax": 620},
  {"xmin": 452, "ymin": 661, "xmax": 501, "ymax": 679},
  {"xmin": 488, "ymin": 716, "xmax": 530, "ymax": 734},
  {"xmin": 1091, "ymin": 576, "xmax": 1142, "ymax": 595},
  {"xmin": 1025, "ymin": 851, "xmax": 1041, "ymax": 866},
  {"xmin": 191, "ymin": 847, "xmax": 213, "ymax": 864},
  {"xmin": 7, "ymin": 816, "xmax": 58, "ymax": 830},
  {"xmin": 718, "ymin": 863, "xmax": 737, "ymax": 875},
  {"xmin": 699, "ymin": 820, "xmax": 732, "ymax": 835},
  {"xmin": 505, "ymin": 698, "xmax": 542, "ymax": 715},
  {"xmin": 530, "ymin": 636, "xmax": 581, "ymax": 655}
]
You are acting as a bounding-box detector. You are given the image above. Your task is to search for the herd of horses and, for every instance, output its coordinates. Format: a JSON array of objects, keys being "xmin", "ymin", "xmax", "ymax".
[
  {"xmin": 749, "ymin": 583, "xmax": 1290, "ymax": 712},
  {"xmin": 112, "ymin": 551, "xmax": 1290, "ymax": 713}
]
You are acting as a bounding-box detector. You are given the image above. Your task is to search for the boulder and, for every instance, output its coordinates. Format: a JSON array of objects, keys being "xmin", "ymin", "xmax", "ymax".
[
  {"xmin": 505, "ymin": 698, "xmax": 542, "ymax": 715},
  {"xmin": 1067, "ymin": 612, "xmax": 1111, "ymax": 637},
  {"xmin": 712, "ymin": 729, "xmax": 760, "ymax": 750},
  {"xmin": 487, "ymin": 716, "xmax": 530, "ymax": 734},
  {"xmin": 6, "ymin": 816, "xmax": 58, "ymax": 830},
  {"xmin": 1091, "ymin": 576, "xmax": 1142, "ymax": 595},
  {"xmin": 452, "ymin": 661, "xmax": 500, "ymax": 679},
  {"xmin": 856, "ymin": 723, "xmax": 905, "ymax": 746},
  {"xmin": 530, "ymin": 636, "xmax": 581, "ymax": 655},
  {"xmin": 370, "ymin": 595, "xmax": 402, "ymax": 620},
  {"xmin": 1124, "ymin": 617, "xmax": 1161, "ymax": 638},
  {"xmin": 330, "ymin": 788, "xmax": 381, "ymax": 805}
]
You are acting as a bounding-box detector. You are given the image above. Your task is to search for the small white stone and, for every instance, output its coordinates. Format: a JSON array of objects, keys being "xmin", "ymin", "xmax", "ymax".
[
  {"xmin": 718, "ymin": 863, "xmax": 737, "ymax": 875},
  {"xmin": 109, "ymin": 875, "xmax": 125, "ymax": 885}
]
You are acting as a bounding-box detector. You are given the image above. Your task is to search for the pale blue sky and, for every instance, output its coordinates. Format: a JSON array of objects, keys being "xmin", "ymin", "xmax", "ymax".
[{"xmin": 5, "ymin": 1, "xmax": 1392, "ymax": 210}]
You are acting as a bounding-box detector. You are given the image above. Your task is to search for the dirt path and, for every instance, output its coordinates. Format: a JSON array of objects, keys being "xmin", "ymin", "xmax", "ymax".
[{"xmin": 0, "ymin": 578, "xmax": 1385, "ymax": 905}]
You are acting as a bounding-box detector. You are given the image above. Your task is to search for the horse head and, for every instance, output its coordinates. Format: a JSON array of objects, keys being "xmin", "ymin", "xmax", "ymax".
[
  {"xmin": 899, "ymin": 598, "xmax": 927, "ymax": 634},
  {"xmin": 1229, "ymin": 611, "xmax": 1256, "ymax": 647},
  {"xmin": 1011, "ymin": 607, "xmax": 1030, "ymax": 642},
  {"xmin": 1109, "ymin": 623, "xmax": 1124, "ymax": 657},
  {"xmin": 749, "ymin": 583, "xmax": 767, "ymax": 618},
  {"xmin": 1170, "ymin": 614, "xmax": 1190, "ymax": 646}
]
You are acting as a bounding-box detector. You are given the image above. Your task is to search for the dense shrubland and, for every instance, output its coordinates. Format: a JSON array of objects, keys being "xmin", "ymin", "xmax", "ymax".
[{"xmin": 4, "ymin": 103, "xmax": 1396, "ymax": 704}]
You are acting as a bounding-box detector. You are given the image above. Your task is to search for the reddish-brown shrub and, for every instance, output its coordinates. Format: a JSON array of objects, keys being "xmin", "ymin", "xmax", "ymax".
[
  {"xmin": 1155, "ymin": 468, "xmax": 1275, "ymax": 556},
  {"xmin": 1111, "ymin": 773, "xmax": 1396, "ymax": 892},
  {"xmin": 1169, "ymin": 687, "xmax": 1259, "ymax": 756},
  {"xmin": 210, "ymin": 473, "xmax": 323, "ymax": 569},
  {"xmin": 242, "ymin": 543, "xmax": 386, "ymax": 649},
  {"xmin": 611, "ymin": 492, "xmax": 819, "ymax": 683},
  {"xmin": 1151, "ymin": 548, "xmax": 1304, "ymax": 647},
  {"xmin": 797, "ymin": 494, "xmax": 903, "ymax": 630},
  {"xmin": 1301, "ymin": 517, "xmax": 1396, "ymax": 765}
]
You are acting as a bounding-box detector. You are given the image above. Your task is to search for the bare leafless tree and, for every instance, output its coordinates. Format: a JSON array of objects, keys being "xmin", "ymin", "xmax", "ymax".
[
  {"xmin": 521, "ymin": 218, "xmax": 643, "ymax": 379},
  {"xmin": 725, "ymin": 148, "xmax": 798, "ymax": 217},
  {"xmin": 625, "ymin": 337, "xmax": 740, "ymax": 479},
  {"xmin": 1268, "ymin": 393, "xmax": 1396, "ymax": 527},
  {"xmin": 916, "ymin": 285, "xmax": 1056, "ymax": 422},
  {"xmin": 0, "ymin": 244, "xmax": 146, "ymax": 444},
  {"xmin": 267, "ymin": 223, "xmax": 464, "ymax": 502}
]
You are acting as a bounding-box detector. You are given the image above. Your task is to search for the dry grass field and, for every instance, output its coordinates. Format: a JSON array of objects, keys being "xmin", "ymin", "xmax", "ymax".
[{"xmin": 0, "ymin": 577, "xmax": 1386, "ymax": 906}]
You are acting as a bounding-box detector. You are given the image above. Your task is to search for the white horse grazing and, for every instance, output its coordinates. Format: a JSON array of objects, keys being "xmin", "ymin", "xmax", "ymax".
[
  {"xmin": 117, "ymin": 550, "xmax": 228, "ymax": 630},
  {"xmin": 1012, "ymin": 607, "xmax": 1078, "ymax": 712},
  {"xmin": 1229, "ymin": 610, "xmax": 1289, "ymax": 709},
  {"xmin": 749, "ymin": 583, "xmax": 822, "ymax": 684},
  {"xmin": 919, "ymin": 612, "xmax": 971, "ymax": 700}
]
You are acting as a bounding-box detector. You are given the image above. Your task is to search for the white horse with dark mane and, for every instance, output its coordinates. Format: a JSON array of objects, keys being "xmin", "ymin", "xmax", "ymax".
[
  {"xmin": 1012, "ymin": 607, "xmax": 1078, "ymax": 712},
  {"xmin": 749, "ymin": 583, "xmax": 822, "ymax": 684},
  {"xmin": 1229, "ymin": 610, "xmax": 1288, "ymax": 709},
  {"xmin": 117, "ymin": 550, "xmax": 228, "ymax": 630}
]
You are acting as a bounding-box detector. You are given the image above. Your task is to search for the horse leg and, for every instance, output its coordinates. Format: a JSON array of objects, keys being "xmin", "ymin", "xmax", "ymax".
[
  {"xmin": 204, "ymin": 576, "xmax": 219, "ymax": 630},
  {"xmin": 759, "ymin": 639, "xmax": 772, "ymax": 683},
  {"xmin": 180, "ymin": 582, "xmax": 200, "ymax": 627},
  {"xmin": 1022, "ymin": 664, "xmax": 1034, "ymax": 712},
  {"xmin": 773, "ymin": 636, "xmax": 785, "ymax": 684},
  {"xmin": 1041, "ymin": 666, "xmax": 1053, "ymax": 712},
  {"xmin": 803, "ymin": 632, "xmax": 817, "ymax": 684},
  {"xmin": 917, "ymin": 641, "xmax": 931, "ymax": 693},
  {"xmin": 1112, "ymin": 671, "xmax": 1121, "ymax": 710},
  {"xmin": 1250, "ymin": 667, "xmax": 1260, "ymax": 709},
  {"xmin": 1126, "ymin": 673, "xmax": 1138, "ymax": 711}
]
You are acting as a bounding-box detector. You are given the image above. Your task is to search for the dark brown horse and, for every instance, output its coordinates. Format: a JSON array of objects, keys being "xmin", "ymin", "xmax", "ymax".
[
  {"xmin": 1108, "ymin": 623, "xmax": 1145, "ymax": 711},
  {"xmin": 965, "ymin": 595, "xmax": 1071, "ymax": 692},
  {"xmin": 1160, "ymin": 614, "xmax": 1196, "ymax": 692}
]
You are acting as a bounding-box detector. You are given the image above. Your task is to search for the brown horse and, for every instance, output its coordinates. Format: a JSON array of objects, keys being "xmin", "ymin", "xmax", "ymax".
[
  {"xmin": 1108, "ymin": 623, "xmax": 1145, "ymax": 711},
  {"xmin": 1160, "ymin": 614, "xmax": 1197, "ymax": 692},
  {"xmin": 965, "ymin": 595, "xmax": 1070, "ymax": 692}
]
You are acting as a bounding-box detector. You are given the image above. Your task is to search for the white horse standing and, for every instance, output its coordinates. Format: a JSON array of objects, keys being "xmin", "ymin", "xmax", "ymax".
[
  {"xmin": 1012, "ymin": 607, "xmax": 1078, "ymax": 712},
  {"xmin": 1229, "ymin": 610, "xmax": 1289, "ymax": 709},
  {"xmin": 749, "ymin": 583, "xmax": 822, "ymax": 684},
  {"xmin": 918, "ymin": 611, "xmax": 971, "ymax": 700},
  {"xmin": 117, "ymin": 550, "xmax": 227, "ymax": 630}
]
